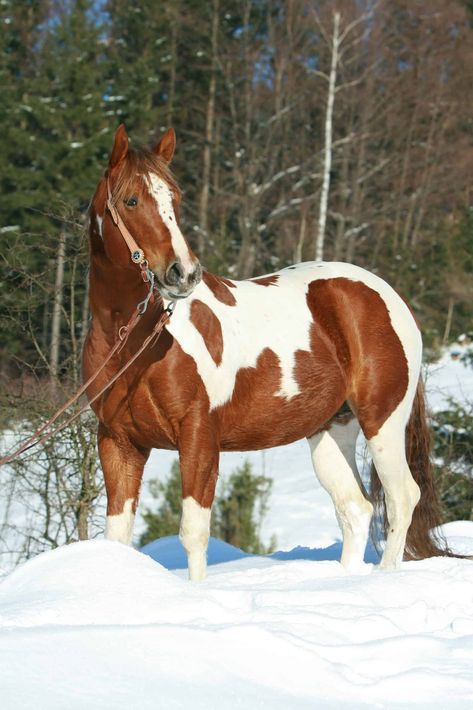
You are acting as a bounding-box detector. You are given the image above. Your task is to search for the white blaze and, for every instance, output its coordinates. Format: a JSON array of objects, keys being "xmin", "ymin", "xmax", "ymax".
[{"xmin": 147, "ymin": 173, "xmax": 194, "ymax": 273}]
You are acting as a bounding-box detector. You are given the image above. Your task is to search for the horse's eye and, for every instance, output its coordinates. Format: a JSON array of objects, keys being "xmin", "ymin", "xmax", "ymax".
[{"xmin": 124, "ymin": 196, "xmax": 138, "ymax": 208}]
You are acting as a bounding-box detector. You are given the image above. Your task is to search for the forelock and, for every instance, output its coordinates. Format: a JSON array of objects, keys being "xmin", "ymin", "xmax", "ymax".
[{"xmin": 110, "ymin": 147, "xmax": 180, "ymax": 204}]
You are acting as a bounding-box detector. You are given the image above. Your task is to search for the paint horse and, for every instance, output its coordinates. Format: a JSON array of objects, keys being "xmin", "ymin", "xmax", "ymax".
[{"xmin": 84, "ymin": 125, "xmax": 447, "ymax": 581}]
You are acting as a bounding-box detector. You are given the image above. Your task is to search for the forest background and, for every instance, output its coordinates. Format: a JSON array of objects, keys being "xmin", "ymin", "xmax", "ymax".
[{"xmin": 0, "ymin": 0, "xmax": 472, "ymax": 562}]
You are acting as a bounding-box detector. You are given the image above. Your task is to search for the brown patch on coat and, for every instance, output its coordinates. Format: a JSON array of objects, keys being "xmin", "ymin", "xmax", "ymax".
[
  {"xmin": 190, "ymin": 299, "xmax": 224, "ymax": 366},
  {"xmin": 219, "ymin": 347, "xmax": 346, "ymax": 450},
  {"xmin": 304, "ymin": 278, "xmax": 409, "ymax": 439},
  {"xmin": 251, "ymin": 274, "xmax": 280, "ymax": 286},
  {"xmin": 202, "ymin": 271, "xmax": 237, "ymax": 306},
  {"xmin": 219, "ymin": 275, "xmax": 236, "ymax": 288}
]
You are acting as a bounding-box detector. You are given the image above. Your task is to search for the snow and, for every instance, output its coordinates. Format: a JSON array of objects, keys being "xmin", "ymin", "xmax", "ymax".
[
  {"xmin": 0, "ymin": 342, "xmax": 472, "ymax": 708},
  {"xmin": 1, "ymin": 535, "xmax": 473, "ymax": 709},
  {"xmin": 425, "ymin": 348, "xmax": 473, "ymax": 410},
  {"xmin": 0, "ymin": 224, "xmax": 19, "ymax": 233}
]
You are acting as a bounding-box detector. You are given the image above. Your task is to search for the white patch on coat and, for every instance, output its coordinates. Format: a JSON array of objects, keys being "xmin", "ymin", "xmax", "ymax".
[
  {"xmin": 167, "ymin": 261, "xmax": 421, "ymax": 411},
  {"xmin": 179, "ymin": 497, "xmax": 211, "ymax": 582},
  {"xmin": 146, "ymin": 174, "xmax": 194, "ymax": 273},
  {"xmin": 166, "ymin": 274, "xmax": 312, "ymax": 408},
  {"xmin": 105, "ymin": 498, "xmax": 135, "ymax": 545}
]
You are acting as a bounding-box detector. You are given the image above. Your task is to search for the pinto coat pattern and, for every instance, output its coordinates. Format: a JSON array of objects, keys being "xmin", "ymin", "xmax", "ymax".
[{"xmin": 83, "ymin": 126, "xmax": 448, "ymax": 581}]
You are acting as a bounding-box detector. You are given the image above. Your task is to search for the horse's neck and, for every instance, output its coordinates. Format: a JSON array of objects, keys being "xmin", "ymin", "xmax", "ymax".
[{"xmin": 88, "ymin": 254, "xmax": 147, "ymax": 330}]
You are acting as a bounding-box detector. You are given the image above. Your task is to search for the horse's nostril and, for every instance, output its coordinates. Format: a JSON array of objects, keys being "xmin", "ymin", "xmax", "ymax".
[
  {"xmin": 189, "ymin": 263, "xmax": 202, "ymax": 285},
  {"xmin": 166, "ymin": 261, "xmax": 184, "ymax": 285}
]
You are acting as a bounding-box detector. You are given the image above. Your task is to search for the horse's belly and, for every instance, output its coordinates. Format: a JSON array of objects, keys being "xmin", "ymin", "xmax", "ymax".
[
  {"xmin": 217, "ymin": 346, "xmax": 346, "ymax": 450},
  {"xmin": 218, "ymin": 400, "xmax": 334, "ymax": 451}
]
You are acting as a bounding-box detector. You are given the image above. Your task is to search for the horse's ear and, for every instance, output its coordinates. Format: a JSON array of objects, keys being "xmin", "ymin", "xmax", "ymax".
[
  {"xmin": 154, "ymin": 128, "xmax": 176, "ymax": 164},
  {"xmin": 109, "ymin": 124, "xmax": 129, "ymax": 169}
]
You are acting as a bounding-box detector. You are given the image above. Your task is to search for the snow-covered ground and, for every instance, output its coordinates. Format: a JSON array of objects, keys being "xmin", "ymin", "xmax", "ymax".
[
  {"xmin": 0, "ymin": 340, "xmax": 472, "ymax": 708},
  {"xmin": 1, "ymin": 531, "xmax": 473, "ymax": 709}
]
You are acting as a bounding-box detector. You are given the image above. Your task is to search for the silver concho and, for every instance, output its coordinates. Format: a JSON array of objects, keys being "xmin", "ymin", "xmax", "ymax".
[{"xmin": 131, "ymin": 249, "xmax": 145, "ymax": 264}]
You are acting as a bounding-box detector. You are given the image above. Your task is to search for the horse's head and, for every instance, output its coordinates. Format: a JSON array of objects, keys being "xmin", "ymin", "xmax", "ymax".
[{"xmin": 92, "ymin": 124, "xmax": 201, "ymax": 300}]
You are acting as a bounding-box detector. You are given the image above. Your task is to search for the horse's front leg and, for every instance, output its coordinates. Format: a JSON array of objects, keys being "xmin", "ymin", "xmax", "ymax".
[
  {"xmin": 178, "ymin": 413, "xmax": 219, "ymax": 582},
  {"xmin": 98, "ymin": 424, "xmax": 150, "ymax": 545}
]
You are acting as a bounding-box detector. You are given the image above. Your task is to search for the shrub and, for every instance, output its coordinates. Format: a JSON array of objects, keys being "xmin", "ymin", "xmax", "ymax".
[{"xmin": 432, "ymin": 399, "xmax": 473, "ymax": 522}]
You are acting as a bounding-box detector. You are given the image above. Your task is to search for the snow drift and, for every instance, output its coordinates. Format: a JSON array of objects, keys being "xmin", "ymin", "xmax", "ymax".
[{"xmin": 1, "ymin": 531, "xmax": 473, "ymax": 709}]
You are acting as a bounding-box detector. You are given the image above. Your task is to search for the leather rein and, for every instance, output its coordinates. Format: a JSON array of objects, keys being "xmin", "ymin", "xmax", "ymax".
[{"xmin": 0, "ymin": 179, "xmax": 175, "ymax": 466}]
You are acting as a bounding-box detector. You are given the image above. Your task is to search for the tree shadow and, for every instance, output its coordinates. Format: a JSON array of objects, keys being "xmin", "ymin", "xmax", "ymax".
[{"xmin": 270, "ymin": 540, "xmax": 380, "ymax": 564}]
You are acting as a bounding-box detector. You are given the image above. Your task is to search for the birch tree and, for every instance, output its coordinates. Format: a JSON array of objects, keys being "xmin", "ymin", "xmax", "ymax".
[
  {"xmin": 197, "ymin": 0, "xmax": 220, "ymax": 259},
  {"xmin": 311, "ymin": 4, "xmax": 375, "ymax": 262},
  {"xmin": 315, "ymin": 11, "xmax": 340, "ymax": 262},
  {"xmin": 49, "ymin": 229, "xmax": 66, "ymax": 396}
]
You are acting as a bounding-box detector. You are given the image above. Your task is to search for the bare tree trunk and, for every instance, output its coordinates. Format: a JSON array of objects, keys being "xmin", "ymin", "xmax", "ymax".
[
  {"xmin": 80, "ymin": 275, "xmax": 90, "ymax": 352},
  {"xmin": 295, "ymin": 211, "xmax": 307, "ymax": 263},
  {"xmin": 166, "ymin": 14, "xmax": 177, "ymax": 128},
  {"xmin": 49, "ymin": 229, "xmax": 66, "ymax": 396},
  {"xmin": 392, "ymin": 103, "xmax": 418, "ymax": 250},
  {"xmin": 442, "ymin": 297, "xmax": 455, "ymax": 346},
  {"xmin": 235, "ymin": 1, "xmax": 258, "ymax": 278},
  {"xmin": 198, "ymin": 0, "xmax": 219, "ymax": 258},
  {"xmin": 77, "ymin": 441, "xmax": 93, "ymax": 541},
  {"xmin": 315, "ymin": 11, "xmax": 340, "ymax": 262}
]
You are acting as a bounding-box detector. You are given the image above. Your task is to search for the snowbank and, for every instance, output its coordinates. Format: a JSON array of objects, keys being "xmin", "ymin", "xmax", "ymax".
[
  {"xmin": 426, "ymin": 342, "xmax": 473, "ymax": 410},
  {"xmin": 1, "ymin": 536, "xmax": 473, "ymax": 709}
]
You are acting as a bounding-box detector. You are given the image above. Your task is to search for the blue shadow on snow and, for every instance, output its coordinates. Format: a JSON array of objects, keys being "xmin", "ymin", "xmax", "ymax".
[{"xmin": 140, "ymin": 535, "xmax": 380, "ymax": 570}]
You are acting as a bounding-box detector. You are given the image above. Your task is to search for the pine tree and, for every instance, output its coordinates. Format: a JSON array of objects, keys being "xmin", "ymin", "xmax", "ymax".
[
  {"xmin": 139, "ymin": 459, "xmax": 275, "ymax": 553},
  {"xmin": 212, "ymin": 460, "xmax": 275, "ymax": 554},
  {"xmin": 433, "ymin": 399, "xmax": 473, "ymax": 521},
  {"xmin": 0, "ymin": 0, "xmax": 110, "ymax": 377},
  {"xmin": 140, "ymin": 461, "xmax": 183, "ymax": 543}
]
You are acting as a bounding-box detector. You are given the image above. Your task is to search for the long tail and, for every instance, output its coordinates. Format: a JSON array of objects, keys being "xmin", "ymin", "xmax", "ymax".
[{"xmin": 371, "ymin": 379, "xmax": 457, "ymax": 559}]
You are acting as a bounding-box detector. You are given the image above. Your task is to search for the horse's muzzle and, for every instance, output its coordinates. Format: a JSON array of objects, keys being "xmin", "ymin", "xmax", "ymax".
[{"xmin": 157, "ymin": 259, "xmax": 202, "ymax": 300}]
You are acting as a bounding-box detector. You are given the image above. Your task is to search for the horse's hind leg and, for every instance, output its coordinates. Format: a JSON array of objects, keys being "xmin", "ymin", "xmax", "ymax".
[
  {"xmin": 366, "ymin": 410, "xmax": 420, "ymax": 569},
  {"xmin": 98, "ymin": 425, "xmax": 150, "ymax": 545},
  {"xmin": 308, "ymin": 418, "xmax": 373, "ymax": 570}
]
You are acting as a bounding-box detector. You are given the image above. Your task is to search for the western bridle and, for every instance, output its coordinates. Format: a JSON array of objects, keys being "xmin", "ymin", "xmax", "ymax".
[{"xmin": 0, "ymin": 178, "xmax": 175, "ymax": 466}]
